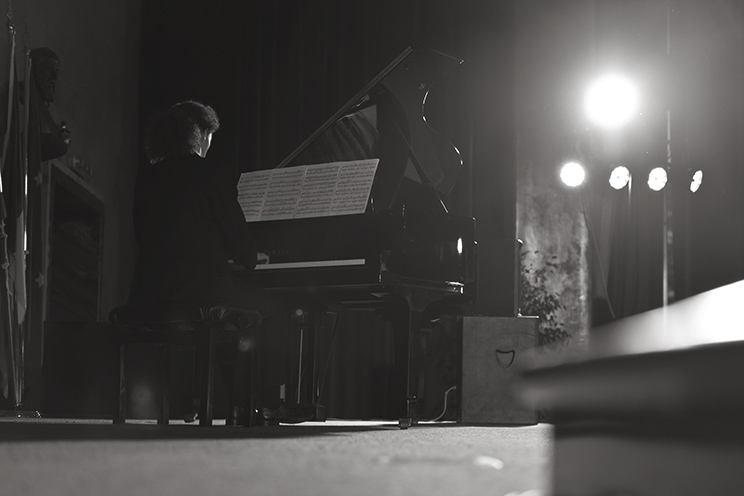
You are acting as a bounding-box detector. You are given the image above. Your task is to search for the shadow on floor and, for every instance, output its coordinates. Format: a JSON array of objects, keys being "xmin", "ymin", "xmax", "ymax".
[{"xmin": 0, "ymin": 418, "xmax": 443, "ymax": 442}]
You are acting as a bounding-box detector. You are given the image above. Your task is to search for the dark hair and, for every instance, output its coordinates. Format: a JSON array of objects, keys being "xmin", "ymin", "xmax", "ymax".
[{"xmin": 144, "ymin": 100, "xmax": 220, "ymax": 162}]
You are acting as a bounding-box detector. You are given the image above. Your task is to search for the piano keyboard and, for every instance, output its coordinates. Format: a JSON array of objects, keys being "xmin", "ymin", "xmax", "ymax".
[{"xmin": 254, "ymin": 258, "xmax": 367, "ymax": 270}]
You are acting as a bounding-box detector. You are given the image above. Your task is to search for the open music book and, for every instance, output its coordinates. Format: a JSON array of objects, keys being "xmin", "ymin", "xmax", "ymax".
[{"xmin": 238, "ymin": 159, "xmax": 379, "ymax": 222}]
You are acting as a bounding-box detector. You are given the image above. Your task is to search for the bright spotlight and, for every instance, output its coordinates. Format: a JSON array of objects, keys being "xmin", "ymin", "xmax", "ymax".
[
  {"xmin": 609, "ymin": 166, "xmax": 631, "ymax": 190},
  {"xmin": 584, "ymin": 73, "xmax": 639, "ymax": 129},
  {"xmin": 560, "ymin": 161, "xmax": 586, "ymax": 188},
  {"xmin": 690, "ymin": 170, "xmax": 703, "ymax": 193},
  {"xmin": 648, "ymin": 167, "xmax": 668, "ymax": 191}
]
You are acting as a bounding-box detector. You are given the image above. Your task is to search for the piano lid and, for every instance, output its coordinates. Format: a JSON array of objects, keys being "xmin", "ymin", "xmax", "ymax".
[{"xmin": 278, "ymin": 45, "xmax": 464, "ymax": 212}]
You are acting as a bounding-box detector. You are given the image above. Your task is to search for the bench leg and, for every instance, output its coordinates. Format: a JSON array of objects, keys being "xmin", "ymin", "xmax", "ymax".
[
  {"xmin": 114, "ymin": 344, "xmax": 127, "ymax": 424},
  {"xmin": 227, "ymin": 345, "xmax": 245, "ymax": 426},
  {"xmin": 244, "ymin": 349, "xmax": 257, "ymax": 427},
  {"xmin": 184, "ymin": 347, "xmax": 199, "ymax": 423},
  {"xmin": 157, "ymin": 346, "xmax": 170, "ymax": 425},
  {"xmin": 244, "ymin": 330, "xmax": 262, "ymax": 427},
  {"xmin": 199, "ymin": 332, "xmax": 216, "ymax": 426}
]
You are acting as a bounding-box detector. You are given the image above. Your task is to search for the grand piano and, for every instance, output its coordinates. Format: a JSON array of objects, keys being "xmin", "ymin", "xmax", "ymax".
[{"xmin": 237, "ymin": 45, "xmax": 476, "ymax": 427}]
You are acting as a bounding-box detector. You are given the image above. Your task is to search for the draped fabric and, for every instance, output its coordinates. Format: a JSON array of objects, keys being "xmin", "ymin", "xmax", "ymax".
[
  {"xmin": 23, "ymin": 54, "xmax": 44, "ymax": 394},
  {"xmin": 0, "ymin": 38, "xmax": 44, "ymax": 405},
  {"xmin": 0, "ymin": 27, "xmax": 20, "ymax": 402},
  {"xmin": 588, "ymin": 0, "xmax": 744, "ymax": 322},
  {"xmin": 4, "ymin": 45, "xmax": 26, "ymax": 334},
  {"xmin": 592, "ymin": 180, "xmax": 665, "ymax": 324},
  {"xmin": 0, "ymin": 29, "xmax": 26, "ymax": 403}
]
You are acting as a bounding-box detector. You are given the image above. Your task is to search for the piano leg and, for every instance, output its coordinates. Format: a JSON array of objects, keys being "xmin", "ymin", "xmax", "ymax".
[
  {"xmin": 308, "ymin": 308, "xmax": 342, "ymax": 421},
  {"xmin": 389, "ymin": 286, "xmax": 455, "ymax": 429},
  {"xmin": 402, "ymin": 306, "xmax": 424, "ymax": 430}
]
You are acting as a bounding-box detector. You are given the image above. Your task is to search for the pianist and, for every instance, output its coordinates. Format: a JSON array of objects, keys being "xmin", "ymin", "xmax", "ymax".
[{"xmin": 128, "ymin": 100, "xmax": 312, "ymax": 423}]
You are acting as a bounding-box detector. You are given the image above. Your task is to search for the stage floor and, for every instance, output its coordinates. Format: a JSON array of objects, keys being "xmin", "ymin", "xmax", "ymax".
[{"xmin": 0, "ymin": 417, "xmax": 552, "ymax": 496}]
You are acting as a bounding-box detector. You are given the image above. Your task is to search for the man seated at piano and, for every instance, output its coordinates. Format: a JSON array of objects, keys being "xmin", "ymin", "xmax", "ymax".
[{"xmin": 128, "ymin": 100, "xmax": 314, "ymax": 423}]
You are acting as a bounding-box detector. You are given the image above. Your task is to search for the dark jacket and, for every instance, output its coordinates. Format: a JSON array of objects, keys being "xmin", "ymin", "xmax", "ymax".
[{"xmin": 128, "ymin": 154, "xmax": 257, "ymax": 305}]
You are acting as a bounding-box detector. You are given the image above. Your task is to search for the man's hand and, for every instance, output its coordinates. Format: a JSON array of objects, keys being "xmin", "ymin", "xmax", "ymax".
[{"xmin": 257, "ymin": 252, "xmax": 270, "ymax": 265}]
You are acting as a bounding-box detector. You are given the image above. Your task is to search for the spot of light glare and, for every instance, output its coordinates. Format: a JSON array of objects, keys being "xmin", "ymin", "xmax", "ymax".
[
  {"xmin": 584, "ymin": 73, "xmax": 639, "ymax": 129},
  {"xmin": 648, "ymin": 167, "xmax": 668, "ymax": 191},
  {"xmin": 690, "ymin": 170, "xmax": 703, "ymax": 193},
  {"xmin": 609, "ymin": 166, "xmax": 631, "ymax": 190},
  {"xmin": 559, "ymin": 161, "xmax": 586, "ymax": 188},
  {"xmin": 473, "ymin": 456, "xmax": 504, "ymax": 470}
]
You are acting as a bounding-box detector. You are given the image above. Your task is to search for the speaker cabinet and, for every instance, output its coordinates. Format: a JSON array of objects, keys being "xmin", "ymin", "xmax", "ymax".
[{"xmin": 459, "ymin": 316, "xmax": 538, "ymax": 424}]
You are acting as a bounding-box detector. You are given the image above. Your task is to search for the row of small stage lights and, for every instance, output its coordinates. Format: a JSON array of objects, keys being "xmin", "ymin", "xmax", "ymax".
[{"xmin": 560, "ymin": 162, "xmax": 703, "ymax": 192}]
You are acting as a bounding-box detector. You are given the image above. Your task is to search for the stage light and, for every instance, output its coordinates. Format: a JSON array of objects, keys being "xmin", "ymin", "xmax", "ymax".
[
  {"xmin": 559, "ymin": 161, "xmax": 586, "ymax": 188},
  {"xmin": 647, "ymin": 167, "xmax": 668, "ymax": 191},
  {"xmin": 690, "ymin": 170, "xmax": 703, "ymax": 193},
  {"xmin": 609, "ymin": 166, "xmax": 631, "ymax": 190},
  {"xmin": 584, "ymin": 73, "xmax": 639, "ymax": 129}
]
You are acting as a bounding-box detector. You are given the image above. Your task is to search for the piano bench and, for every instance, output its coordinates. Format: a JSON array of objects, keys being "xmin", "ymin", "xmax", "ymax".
[{"xmin": 108, "ymin": 304, "xmax": 264, "ymax": 427}]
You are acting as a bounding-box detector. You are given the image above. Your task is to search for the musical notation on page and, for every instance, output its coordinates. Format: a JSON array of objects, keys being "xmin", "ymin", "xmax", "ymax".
[{"xmin": 237, "ymin": 159, "xmax": 379, "ymax": 222}]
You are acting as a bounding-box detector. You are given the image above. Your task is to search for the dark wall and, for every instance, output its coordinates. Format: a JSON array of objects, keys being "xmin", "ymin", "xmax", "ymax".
[
  {"xmin": 7, "ymin": 0, "xmax": 141, "ymax": 318},
  {"xmin": 140, "ymin": 0, "xmax": 518, "ymax": 240},
  {"xmin": 2, "ymin": 0, "xmax": 140, "ymax": 410}
]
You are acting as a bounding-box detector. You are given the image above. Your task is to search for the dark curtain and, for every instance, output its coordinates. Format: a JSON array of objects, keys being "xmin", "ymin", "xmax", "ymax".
[
  {"xmin": 592, "ymin": 180, "xmax": 664, "ymax": 324},
  {"xmin": 590, "ymin": 0, "xmax": 744, "ymax": 325}
]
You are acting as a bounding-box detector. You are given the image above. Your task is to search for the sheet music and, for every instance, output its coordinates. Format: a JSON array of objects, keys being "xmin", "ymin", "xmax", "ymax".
[
  {"xmin": 259, "ymin": 167, "xmax": 306, "ymax": 220},
  {"xmin": 329, "ymin": 160, "xmax": 379, "ymax": 216},
  {"xmin": 295, "ymin": 162, "xmax": 342, "ymax": 218},
  {"xmin": 236, "ymin": 169, "xmax": 273, "ymax": 220},
  {"xmin": 238, "ymin": 159, "xmax": 379, "ymax": 222}
]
